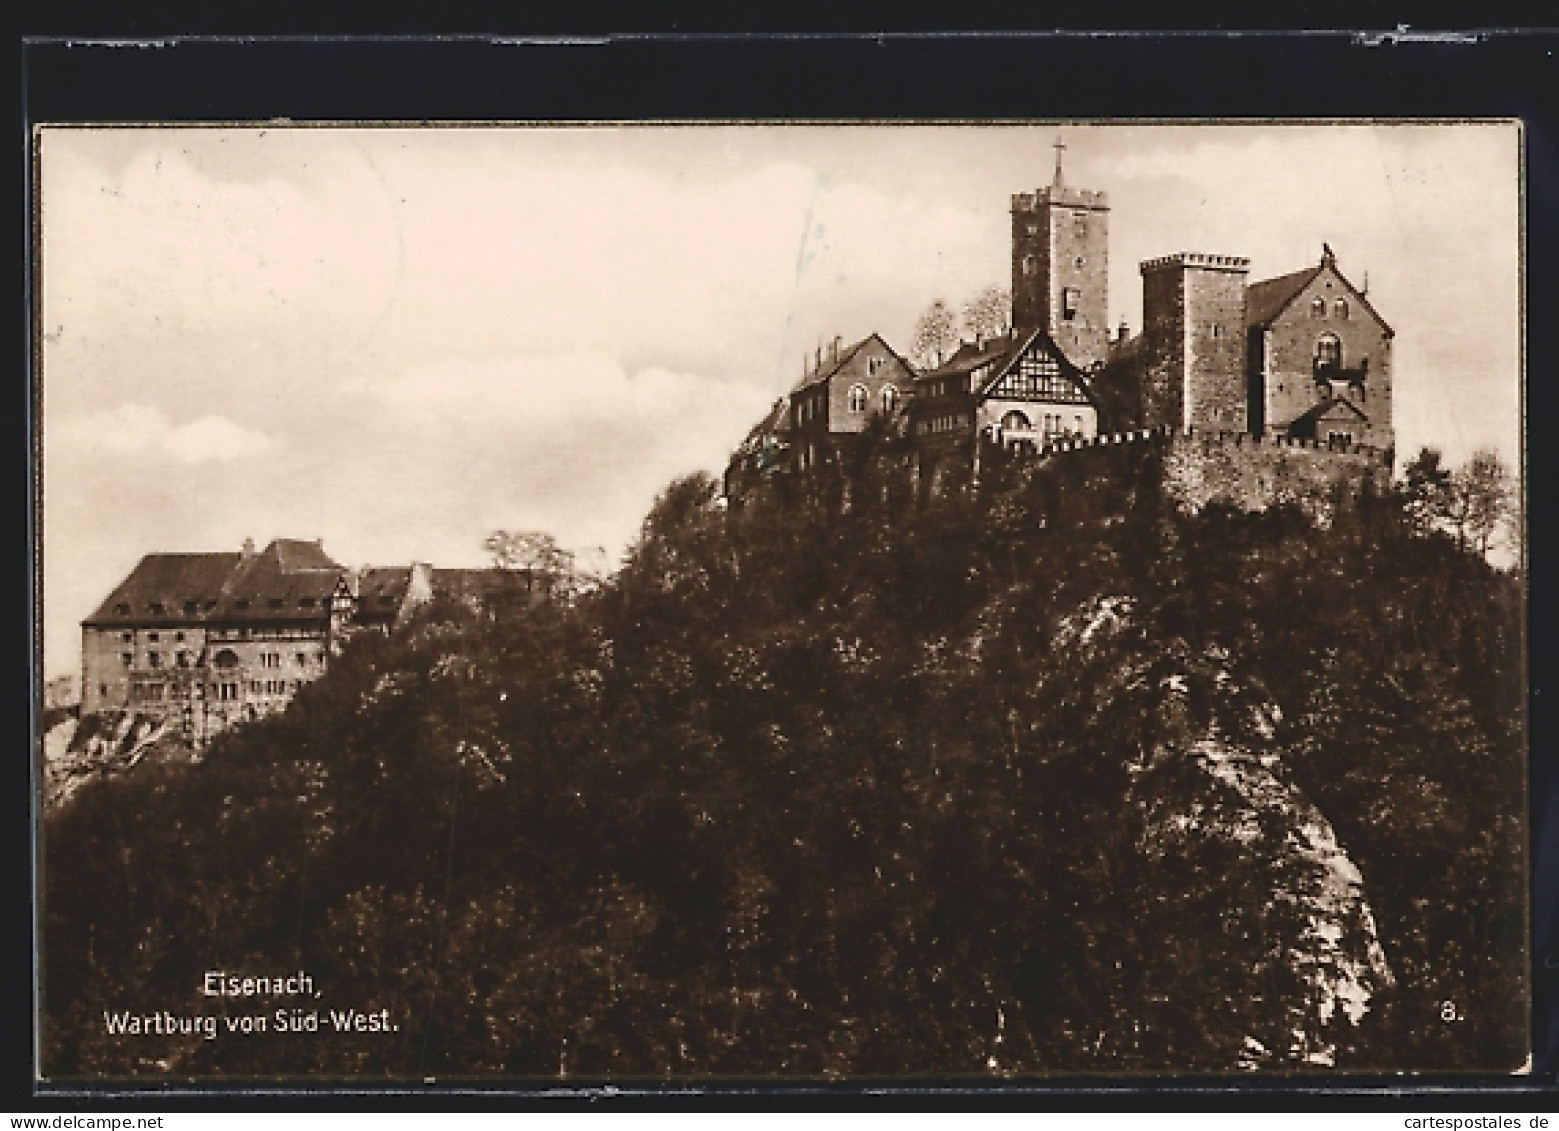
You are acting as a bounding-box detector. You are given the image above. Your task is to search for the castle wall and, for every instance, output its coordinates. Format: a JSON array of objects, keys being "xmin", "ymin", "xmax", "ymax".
[
  {"xmin": 1163, "ymin": 431, "xmax": 1389, "ymax": 526},
  {"xmin": 82, "ymin": 619, "xmax": 331, "ymax": 746}
]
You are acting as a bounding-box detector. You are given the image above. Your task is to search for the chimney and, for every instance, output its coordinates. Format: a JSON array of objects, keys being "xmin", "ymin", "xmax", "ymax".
[
  {"xmin": 815, "ymin": 344, "xmax": 822, "ymax": 371},
  {"xmin": 241, "ymin": 537, "xmax": 256, "ymax": 560},
  {"xmin": 831, "ymin": 335, "xmax": 842, "ymax": 363},
  {"xmin": 1117, "ymin": 317, "xmax": 1129, "ymax": 342}
]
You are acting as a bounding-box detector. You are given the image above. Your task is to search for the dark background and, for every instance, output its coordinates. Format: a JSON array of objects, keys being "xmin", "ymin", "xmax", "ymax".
[{"xmin": 14, "ymin": 22, "xmax": 1558, "ymax": 1110}]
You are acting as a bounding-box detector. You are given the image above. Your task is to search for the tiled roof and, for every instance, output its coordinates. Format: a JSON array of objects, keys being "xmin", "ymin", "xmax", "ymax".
[
  {"xmin": 84, "ymin": 539, "xmax": 343, "ymax": 627},
  {"xmin": 353, "ymin": 567, "xmax": 413, "ymax": 624},
  {"xmin": 921, "ymin": 331, "xmax": 1020, "ymax": 379},
  {"xmin": 789, "ymin": 334, "xmax": 873, "ymax": 393},
  {"xmin": 1245, "ymin": 266, "xmax": 1323, "ymax": 329}
]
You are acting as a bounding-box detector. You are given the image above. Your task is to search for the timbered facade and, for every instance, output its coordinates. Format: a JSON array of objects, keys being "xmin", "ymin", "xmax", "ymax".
[{"xmin": 910, "ymin": 327, "xmax": 1099, "ymax": 453}]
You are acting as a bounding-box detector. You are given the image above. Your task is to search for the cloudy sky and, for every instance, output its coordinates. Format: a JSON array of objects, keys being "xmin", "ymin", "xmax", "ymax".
[{"xmin": 38, "ymin": 122, "xmax": 1520, "ymax": 680}]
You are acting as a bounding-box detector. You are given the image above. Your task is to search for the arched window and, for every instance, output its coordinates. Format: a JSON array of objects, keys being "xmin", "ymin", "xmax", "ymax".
[
  {"xmin": 1333, "ymin": 298, "xmax": 1349, "ymax": 319},
  {"xmin": 1310, "ymin": 297, "xmax": 1326, "ymax": 319},
  {"xmin": 1001, "ymin": 410, "xmax": 1031, "ymax": 432},
  {"xmin": 880, "ymin": 384, "xmax": 900, "ymax": 413},
  {"xmin": 848, "ymin": 384, "xmax": 868, "ymax": 413},
  {"xmin": 1315, "ymin": 333, "xmax": 1342, "ymax": 369},
  {"xmin": 213, "ymin": 648, "xmax": 240, "ymax": 669}
]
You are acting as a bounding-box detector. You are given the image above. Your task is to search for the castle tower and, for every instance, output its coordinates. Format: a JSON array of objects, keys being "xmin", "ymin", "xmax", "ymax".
[
  {"xmin": 1139, "ymin": 253, "xmax": 1251, "ymax": 434},
  {"xmin": 1011, "ymin": 139, "xmax": 1111, "ymax": 370}
]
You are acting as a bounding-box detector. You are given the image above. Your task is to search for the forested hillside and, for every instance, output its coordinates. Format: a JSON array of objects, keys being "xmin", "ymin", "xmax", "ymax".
[{"xmin": 43, "ymin": 441, "xmax": 1526, "ymax": 1078}]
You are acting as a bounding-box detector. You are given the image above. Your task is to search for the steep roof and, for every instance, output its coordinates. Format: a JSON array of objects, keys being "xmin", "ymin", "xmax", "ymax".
[
  {"xmin": 353, "ymin": 567, "xmax": 414, "ymax": 624},
  {"xmin": 789, "ymin": 332, "xmax": 911, "ymax": 394},
  {"xmin": 1245, "ymin": 265, "xmax": 1323, "ymax": 328},
  {"xmin": 84, "ymin": 539, "xmax": 343, "ymax": 627},
  {"xmin": 921, "ymin": 331, "xmax": 1019, "ymax": 380},
  {"xmin": 1245, "ymin": 256, "xmax": 1393, "ymax": 335},
  {"xmin": 86, "ymin": 552, "xmax": 242, "ymax": 626}
]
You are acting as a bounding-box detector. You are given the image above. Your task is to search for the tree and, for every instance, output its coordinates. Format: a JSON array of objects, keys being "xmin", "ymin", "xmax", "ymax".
[
  {"xmin": 1401, "ymin": 447, "xmax": 1453, "ymax": 537},
  {"xmin": 961, "ymin": 285, "xmax": 1012, "ymax": 341},
  {"xmin": 1400, "ymin": 447, "xmax": 1516, "ymax": 558},
  {"xmin": 912, "ymin": 299, "xmax": 959, "ymax": 368},
  {"xmin": 1455, "ymin": 449, "xmax": 1514, "ymax": 559},
  {"xmin": 484, "ymin": 530, "xmax": 576, "ymax": 600}
]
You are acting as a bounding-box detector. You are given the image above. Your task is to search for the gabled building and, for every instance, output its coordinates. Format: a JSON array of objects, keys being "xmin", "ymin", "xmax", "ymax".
[
  {"xmin": 723, "ymin": 142, "xmax": 1394, "ymax": 504},
  {"xmin": 724, "ymin": 332, "xmax": 916, "ymax": 500},
  {"xmin": 786, "ymin": 332, "xmax": 916, "ymax": 471},
  {"xmin": 1244, "ymin": 245, "xmax": 1394, "ymax": 450},
  {"xmin": 80, "ymin": 538, "xmax": 431, "ymax": 747},
  {"xmin": 910, "ymin": 327, "xmax": 1100, "ymax": 454},
  {"xmin": 1099, "ymin": 243, "xmax": 1393, "ymax": 457}
]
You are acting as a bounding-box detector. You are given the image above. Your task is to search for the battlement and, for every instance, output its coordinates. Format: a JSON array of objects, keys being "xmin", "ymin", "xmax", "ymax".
[
  {"xmin": 1140, "ymin": 252, "xmax": 1251, "ymax": 275},
  {"xmin": 1011, "ymin": 185, "xmax": 1110, "ymax": 212}
]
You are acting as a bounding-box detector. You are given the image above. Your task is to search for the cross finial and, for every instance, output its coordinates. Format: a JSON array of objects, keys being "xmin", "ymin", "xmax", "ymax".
[{"xmin": 1052, "ymin": 136, "xmax": 1067, "ymax": 187}]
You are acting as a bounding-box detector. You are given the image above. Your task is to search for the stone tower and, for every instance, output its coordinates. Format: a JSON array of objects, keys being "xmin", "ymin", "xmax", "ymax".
[
  {"xmin": 1010, "ymin": 139, "xmax": 1111, "ymax": 370},
  {"xmin": 1140, "ymin": 253, "xmax": 1251, "ymax": 434}
]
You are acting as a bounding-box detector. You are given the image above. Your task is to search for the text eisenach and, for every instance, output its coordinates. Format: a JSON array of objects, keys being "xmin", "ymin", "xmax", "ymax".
[{"xmin": 201, "ymin": 969, "xmax": 318, "ymax": 998}]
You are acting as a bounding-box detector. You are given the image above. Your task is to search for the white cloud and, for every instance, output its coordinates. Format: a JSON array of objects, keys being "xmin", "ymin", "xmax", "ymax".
[{"xmin": 51, "ymin": 403, "xmax": 274, "ymax": 464}]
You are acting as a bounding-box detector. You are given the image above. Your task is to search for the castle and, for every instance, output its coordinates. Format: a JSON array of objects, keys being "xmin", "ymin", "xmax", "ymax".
[
  {"xmin": 78, "ymin": 538, "xmax": 544, "ymax": 747},
  {"xmin": 725, "ymin": 144, "xmax": 1394, "ymax": 507}
]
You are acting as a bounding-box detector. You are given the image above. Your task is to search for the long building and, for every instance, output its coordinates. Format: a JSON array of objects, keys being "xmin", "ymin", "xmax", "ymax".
[{"xmin": 80, "ymin": 538, "xmax": 435, "ymax": 747}]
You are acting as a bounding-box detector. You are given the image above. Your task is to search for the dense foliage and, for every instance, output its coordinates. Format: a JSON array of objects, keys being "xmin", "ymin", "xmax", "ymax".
[{"xmin": 43, "ymin": 440, "xmax": 1526, "ymax": 1079}]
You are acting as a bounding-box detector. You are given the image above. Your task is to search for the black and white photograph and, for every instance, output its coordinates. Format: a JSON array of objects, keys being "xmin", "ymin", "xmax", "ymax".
[{"xmin": 34, "ymin": 120, "xmax": 1528, "ymax": 1081}]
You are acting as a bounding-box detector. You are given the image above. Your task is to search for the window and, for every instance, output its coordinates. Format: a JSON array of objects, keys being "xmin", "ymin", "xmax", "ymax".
[
  {"xmin": 1310, "ymin": 297, "xmax": 1326, "ymax": 318},
  {"xmin": 1062, "ymin": 288, "xmax": 1080, "ymax": 321},
  {"xmin": 148, "ymin": 632, "xmax": 159, "ymax": 643},
  {"xmin": 1075, "ymin": 414, "xmax": 1084, "ymax": 433},
  {"xmin": 174, "ymin": 631, "xmax": 184, "ymax": 642},
  {"xmin": 848, "ymin": 384, "xmax": 868, "ymax": 413},
  {"xmin": 867, "ymin": 357, "xmax": 884, "ymax": 377},
  {"xmin": 296, "ymin": 652, "xmax": 308, "ymax": 666},
  {"xmin": 121, "ymin": 631, "xmax": 133, "ymax": 643},
  {"xmin": 1074, "ymin": 256, "xmax": 1086, "ymax": 268},
  {"xmin": 1315, "ymin": 333, "xmax": 1342, "ymax": 369},
  {"xmin": 183, "ymin": 600, "xmax": 199, "ymax": 615},
  {"xmin": 147, "ymin": 651, "xmax": 161, "ymax": 669},
  {"xmin": 1328, "ymin": 431, "xmax": 1355, "ymax": 446},
  {"xmin": 149, "ymin": 602, "xmax": 165, "ymax": 615},
  {"xmin": 176, "ymin": 652, "xmax": 190, "ymax": 668},
  {"xmin": 1022, "ymin": 255, "xmax": 1037, "ymax": 277},
  {"xmin": 1334, "ymin": 298, "xmax": 1349, "ymax": 319},
  {"xmin": 1001, "ymin": 410, "xmax": 1031, "ymax": 431},
  {"xmin": 1211, "ymin": 323, "xmax": 1223, "ymax": 339},
  {"xmin": 299, "ymin": 596, "xmax": 315, "ymax": 608},
  {"xmin": 115, "ymin": 603, "xmax": 130, "ymax": 616},
  {"xmin": 267, "ymin": 598, "xmax": 284, "ymax": 609},
  {"xmin": 121, "ymin": 653, "xmax": 133, "ymax": 667},
  {"xmin": 1074, "ymin": 215, "xmax": 1088, "ymax": 238},
  {"xmin": 880, "ymin": 384, "xmax": 899, "ymax": 413},
  {"xmin": 234, "ymin": 600, "xmax": 250, "ymax": 611}
]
